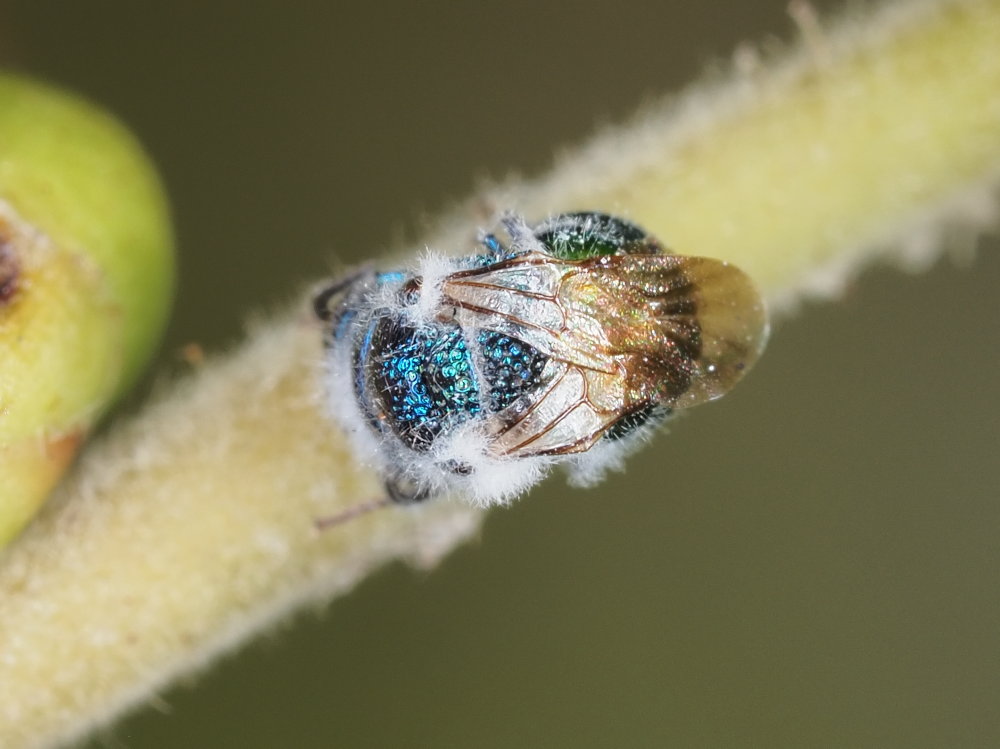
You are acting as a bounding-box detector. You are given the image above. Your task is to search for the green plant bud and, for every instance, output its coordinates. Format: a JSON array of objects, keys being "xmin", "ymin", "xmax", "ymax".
[{"xmin": 0, "ymin": 73, "xmax": 174, "ymax": 546}]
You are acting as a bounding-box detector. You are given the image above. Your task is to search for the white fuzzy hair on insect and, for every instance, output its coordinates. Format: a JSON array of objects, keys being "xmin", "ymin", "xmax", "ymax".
[
  {"xmin": 318, "ymin": 249, "xmax": 555, "ymax": 506},
  {"xmin": 398, "ymin": 251, "xmax": 454, "ymax": 329}
]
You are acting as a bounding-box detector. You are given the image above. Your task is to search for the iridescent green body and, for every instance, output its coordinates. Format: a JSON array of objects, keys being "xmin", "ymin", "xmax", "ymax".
[{"xmin": 315, "ymin": 212, "xmax": 768, "ymax": 504}]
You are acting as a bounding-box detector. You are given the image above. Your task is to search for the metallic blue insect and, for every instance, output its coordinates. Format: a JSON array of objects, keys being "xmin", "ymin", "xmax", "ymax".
[{"xmin": 314, "ymin": 212, "xmax": 768, "ymax": 507}]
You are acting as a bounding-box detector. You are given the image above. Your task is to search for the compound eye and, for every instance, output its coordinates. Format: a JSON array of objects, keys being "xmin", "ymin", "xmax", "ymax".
[
  {"xmin": 313, "ymin": 283, "xmax": 347, "ymax": 322},
  {"xmin": 400, "ymin": 278, "xmax": 422, "ymax": 306},
  {"xmin": 313, "ymin": 265, "xmax": 374, "ymax": 322}
]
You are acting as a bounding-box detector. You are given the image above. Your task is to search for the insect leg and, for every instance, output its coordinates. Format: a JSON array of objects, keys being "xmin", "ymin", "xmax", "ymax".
[
  {"xmin": 384, "ymin": 475, "xmax": 434, "ymax": 504},
  {"xmin": 312, "ymin": 476, "xmax": 433, "ymax": 532},
  {"xmin": 313, "ymin": 496, "xmax": 393, "ymax": 530}
]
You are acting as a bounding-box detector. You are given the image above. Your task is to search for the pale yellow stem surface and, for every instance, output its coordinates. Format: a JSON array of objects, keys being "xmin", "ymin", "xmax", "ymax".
[{"xmin": 1, "ymin": 1, "xmax": 998, "ymax": 747}]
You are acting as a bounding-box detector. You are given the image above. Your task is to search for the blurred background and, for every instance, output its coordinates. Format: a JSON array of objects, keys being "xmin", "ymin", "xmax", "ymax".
[{"xmin": 1, "ymin": 2, "xmax": 998, "ymax": 747}]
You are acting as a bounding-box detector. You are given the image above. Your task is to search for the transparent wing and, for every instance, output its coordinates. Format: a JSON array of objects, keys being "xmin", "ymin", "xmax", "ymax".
[
  {"xmin": 673, "ymin": 257, "xmax": 768, "ymax": 407},
  {"xmin": 441, "ymin": 251, "xmax": 768, "ymax": 457},
  {"xmin": 482, "ymin": 360, "xmax": 626, "ymax": 458}
]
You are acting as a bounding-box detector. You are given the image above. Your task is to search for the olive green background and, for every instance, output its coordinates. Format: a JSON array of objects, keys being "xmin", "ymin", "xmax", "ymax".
[{"xmin": 2, "ymin": 2, "xmax": 998, "ymax": 747}]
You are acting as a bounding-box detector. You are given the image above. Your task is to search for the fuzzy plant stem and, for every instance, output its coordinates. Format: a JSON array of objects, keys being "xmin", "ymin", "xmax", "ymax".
[{"xmin": 2, "ymin": 1, "xmax": 999, "ymax": 747}]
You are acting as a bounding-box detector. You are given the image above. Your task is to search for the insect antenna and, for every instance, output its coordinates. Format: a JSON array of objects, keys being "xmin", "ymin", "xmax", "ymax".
[{"xmin": 313, "ymin": 496, "xmax": 393, "ymax": 531}]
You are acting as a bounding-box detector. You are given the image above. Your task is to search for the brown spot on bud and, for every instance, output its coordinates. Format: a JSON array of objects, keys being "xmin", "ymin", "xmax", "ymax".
[
  {"xmin": 0, "ymin": 234, "xmax": 19, "ymax": 306},
  {"xmin": 45, "ymin": 429, "xmax": 85, "ymax": 468},
  {"xmin": 179, "ymin": 342, "xmax": 206, "ymax": 367}
]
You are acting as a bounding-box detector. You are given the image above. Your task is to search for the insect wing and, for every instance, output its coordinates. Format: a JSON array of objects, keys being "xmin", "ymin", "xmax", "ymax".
[
  {"xmin": 442, "ymin": 253, "xmax": 612, "ymax": 371},
  {"xmin": 444, "ymin": 253, "xmax": 766, "ymax": 403},
  {"xmin": 560, "ymin": 253, "xmax": 768, "ymax": 410},
  {"xmin": 661, "ymin": 255, "xmax": 768, "ymax": 409},
  {"xmin": 441, "ymin": 252, "xmax": 766, "ymax": 458},
  {"xmin": 480, "ymin": 359, "xmax": 621, "ymax": 458}
]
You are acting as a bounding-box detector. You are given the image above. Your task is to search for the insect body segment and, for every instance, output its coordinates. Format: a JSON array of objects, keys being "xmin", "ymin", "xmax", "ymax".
[{"xmin": 316, "ymin": 212, "xmax": 768, "ymax": 505}]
